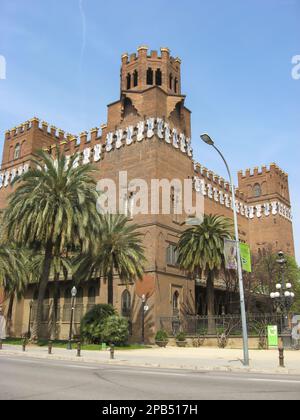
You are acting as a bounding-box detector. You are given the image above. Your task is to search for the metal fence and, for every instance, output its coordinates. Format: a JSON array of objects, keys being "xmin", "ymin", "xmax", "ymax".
[{"xmin": 160, "ymin": 314, "xmax": 285, "ymax": 337}]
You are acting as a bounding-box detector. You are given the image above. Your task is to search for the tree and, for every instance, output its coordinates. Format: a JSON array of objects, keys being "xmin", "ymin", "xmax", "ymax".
[
  {"xmin": 75, "ymin": 214, "xmax": 146, "ymax": 305},
  {"xmin": 251, "ymin": 248, "xmax": 300, "ymax": 313},
  {"xmin": 177, "ymin": 214, "xmax": 233, "ymax": 333},
  {"xmin": 0, "ymin": 244, "xmax": 29, "ymax": 330},
  {"xmin": 4, "ymin": 149, "xmax": 101, "ymax": 339}
]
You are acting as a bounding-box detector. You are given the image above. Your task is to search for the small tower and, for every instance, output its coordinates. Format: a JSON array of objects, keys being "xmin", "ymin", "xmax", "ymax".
[
  {"xmin": 238, "ymin": 164, "xmax": 295, "ymax": 256},
  {"xmin": 121, "ymin": 46, "xmax": 182, "ymax": 95}
]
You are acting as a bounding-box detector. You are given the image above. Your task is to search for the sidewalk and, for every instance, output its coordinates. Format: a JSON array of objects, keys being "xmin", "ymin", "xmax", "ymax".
[{"xmin": 1, "ymin": 344, "xmax": 300, "ymax": 375}]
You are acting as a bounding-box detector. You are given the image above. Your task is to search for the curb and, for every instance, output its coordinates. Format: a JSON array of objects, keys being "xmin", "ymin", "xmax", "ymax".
[{"xmin": 1, "ymin": 349, "xmax": 300, "ymax": 376}]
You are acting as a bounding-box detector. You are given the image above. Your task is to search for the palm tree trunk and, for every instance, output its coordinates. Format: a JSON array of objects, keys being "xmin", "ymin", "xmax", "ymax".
[
  {"xmin": 32, "ymin": 241, "xmax": 53, "ymax": 341},
  {"xmin": 107, "ymin": 270, "xmax": 114, "ymax": 306},
  {"xmin": 7, "ymin": 294, "xmax": 14, "ymax": 336},
  {"xmin": 207, "ymin": 271, "xmax": 216, "ymax": 334},
  {"xmin": 52, "ymin": 272, "xmax": 60, "ymax": 340}
]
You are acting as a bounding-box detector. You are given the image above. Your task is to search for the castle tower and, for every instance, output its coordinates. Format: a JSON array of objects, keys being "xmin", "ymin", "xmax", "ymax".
[
  {"xmin": 106, "ymin": 46, "xmax": 191, "ymax": 140},
  {"xmin": 238, "ymin": 164, "xmax": 295, "ymax": 256},
  {"xmin": 121, "ymin": 46, "xmax": 182, "ymax": 95}
]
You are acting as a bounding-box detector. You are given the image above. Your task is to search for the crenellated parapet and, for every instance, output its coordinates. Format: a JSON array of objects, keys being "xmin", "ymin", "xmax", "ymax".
[
  {"xmin": 238, "ymin": 163, "xmax": 288, "ymax": 180},
  {"xmin": 121, "ymin": 46, "xmax": 182, "ymax": 95},
  {"xmin": 193, "ymin": 161, "xmax": 292, "ymax": 222}
]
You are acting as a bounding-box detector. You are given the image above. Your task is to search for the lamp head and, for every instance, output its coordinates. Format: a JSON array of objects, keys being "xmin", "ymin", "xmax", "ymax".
[
  {"xmin": 200, "ymin": 133, "xmax": 214, "ymax": 146},
  {"xmin": 71, "ymin": 286, "xmax": 77, "ymax": 298}
]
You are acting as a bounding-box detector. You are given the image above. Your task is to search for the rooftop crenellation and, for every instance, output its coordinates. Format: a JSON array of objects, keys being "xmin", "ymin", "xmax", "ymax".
[{"xmin": 238, "ymin": 164, "xmax": 288, "ymax": 179}]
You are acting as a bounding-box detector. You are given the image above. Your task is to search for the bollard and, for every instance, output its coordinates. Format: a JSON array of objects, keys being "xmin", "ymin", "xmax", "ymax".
[
  {"xmin": 110, "ymin": 344, "xmax": 115, "ymax": 360},
  {"xmin": 22, "ymin": 338, "xmax": 27, "ymax": 352},
  {"xmin": 48, "ymin": 341, "xmax": 53, "ymax": 355},
  {"xmin": 77, "ymin": 341, "xmax": 81, "ymax": 358},
  {"xmin": 0, "ymin": 339, "xmax": 2, "ymax": 350},
  {"xmin": 279, "ymin": 346, "xmax": 285, "ymax": 368}
]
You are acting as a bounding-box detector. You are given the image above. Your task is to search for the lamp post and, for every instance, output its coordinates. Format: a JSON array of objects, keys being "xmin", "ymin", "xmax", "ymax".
[
  {"xmin": 270, "ymin": 251, "xmax": 295, "ymax": 348},
  {"xmin": 67, "ymin": 286, "xmax": 77, "ymax": 350},
  {"xmin": 200, "ymin": 133, "xmax": 249, "ymax": 366},
  {"xmin": 27, "ymin": 300, "xmax": 33, "ymax": 339},
  {"xmin": 141, "ymin": 294, "xmax": 146, "ymax": 345}
]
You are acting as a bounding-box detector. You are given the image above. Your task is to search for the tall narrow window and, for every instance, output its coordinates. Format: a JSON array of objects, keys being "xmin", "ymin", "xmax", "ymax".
[
  {"xmin": 167, "ymin": 244, "xmax": 179, "ymax": 266},
  {"xmin": 126, "ymin": 73, "xmax": 131, "ymax": 90},
  {"xmin": 88, "ymin": 287, "xmax": 96, "ymax": 311},
  {"xmin": 155, "ymin": 69, "xmax": 162, "ymax": 86},
  {"xmin": 174, "ymin": 78, "xmax": 178, "ymax": 93},
  {"xmin": 121, "ymin": 290, "xmax": 131, "ymax": 318},
  {"xmin": 75, "ymin": 287, "xmax": 84, "ymax": 323},
  {"xmin": 169, "ymin": 74, "xmax": 173, "ymax": 90},
  {"xmin": 147, "ymin": 68, "xmax": 153, "ymax": 85},
  {"xmin": 42, "ymin": 288, "xmax": 50, "ymax": 322},
  {"xmin": 254, "ymin": 183, "xmax": 262, "ymax": 198},
  {"xmin": 173, "ymin": 291, "xmax": 180, "ymax": 316},
  {"xmin": 133, "ymin": 70, "xmax": 138, "ymax": 87},
  {"xmin": 14, "ymin": 143, "xmax": 21, "ymax": 160}
]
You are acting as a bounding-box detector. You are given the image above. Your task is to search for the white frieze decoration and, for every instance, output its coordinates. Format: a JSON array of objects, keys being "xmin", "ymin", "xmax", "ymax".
[
  {"xmin": 194, "ymin": 176, "xmax": 293, "ymax": 222},
  {"xmin": 0, "ymin": 118, "xmax": 192, "ymax": 190}
]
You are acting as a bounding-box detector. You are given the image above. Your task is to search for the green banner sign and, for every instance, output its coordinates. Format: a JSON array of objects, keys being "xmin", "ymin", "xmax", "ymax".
[
  {"xmin": 240, "ymin": 243, "xmax": 252, "ymax": 273},
  {"xmin": 268, "ymin": 325, "xmax": 279, "ymax": 348}
]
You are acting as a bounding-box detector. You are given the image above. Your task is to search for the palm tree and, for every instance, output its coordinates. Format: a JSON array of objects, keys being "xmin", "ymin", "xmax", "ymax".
[
  {"xmin": 4, "ymin": 149, "xmax": 101, "ymax": 339},
  {"xmin": 75, "ymin": 214, "xmax": 146, "ymax": 305},
  {"xmin": 177, "ymin": 214, "xmax": 233, "ymax": 333},
  {"xmin": 0, "ymin": 245, "xmax": 29, "ymax": 328}
]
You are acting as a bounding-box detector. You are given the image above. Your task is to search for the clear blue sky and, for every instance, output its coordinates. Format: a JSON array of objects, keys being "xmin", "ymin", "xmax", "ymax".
[{"xmin": 0, "ymin": 0, "xmax": 299, "ymax": 261}]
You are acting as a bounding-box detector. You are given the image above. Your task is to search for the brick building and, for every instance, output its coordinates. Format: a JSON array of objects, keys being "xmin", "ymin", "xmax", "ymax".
[{"xmin": 0, "ymin": 47, "xmax": 295, "ymax": 341}]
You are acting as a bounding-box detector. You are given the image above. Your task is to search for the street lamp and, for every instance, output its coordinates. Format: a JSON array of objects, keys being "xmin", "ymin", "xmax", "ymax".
[
  {"xmin": 200, "ymin": 133, "xmax": 250, "ymax": 366},
  {"xmin": 67, "ymin": 286, "xmax": 77, "ymax": 350},
  {"xmin": 141, "ymin": 294, "xmax": 146, "ymax": 345},
  {"xmin": 27, "ymin": 300, "xmax": 33, "ymax": 339},
  {"xmin": 270, "ymin": 251, "xmax": 295, "ymax": 348}
]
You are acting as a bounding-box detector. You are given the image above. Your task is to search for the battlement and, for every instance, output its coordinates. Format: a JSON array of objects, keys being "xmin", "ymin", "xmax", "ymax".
[
  {"xmin": 122, "ymin": 46, "xmax": 181, "ymax": 64},
  {"xmin": 121, "ymin": 46, "xmax": 181, "ymax": 95},
  {"xmin": 4, "ymin": 118, "xmax": 68, "ymax": 142},
  {"xmin": 238, "ymin": 163, "xmax": 288, "ymax": 180},
  {"xmin": 193, "ymin": 161, "xmax": 245, "ymax": 201}
]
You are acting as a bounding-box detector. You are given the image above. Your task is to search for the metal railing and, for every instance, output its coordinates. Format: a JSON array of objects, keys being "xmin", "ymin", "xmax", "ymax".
[{"xmin": 160, "ymin": 314, "xmax": 285, "ymax": 337}]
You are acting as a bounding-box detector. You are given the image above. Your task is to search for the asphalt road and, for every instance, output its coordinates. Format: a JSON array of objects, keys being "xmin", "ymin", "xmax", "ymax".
[{"xmin": 0, "ymin": 354, "xmax": 300, "ymax": 400}]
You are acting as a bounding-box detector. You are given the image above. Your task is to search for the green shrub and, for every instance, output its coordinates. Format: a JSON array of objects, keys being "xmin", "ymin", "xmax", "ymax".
[
  {"xmin": 80, "ymin": 304, "xmax": 116, "ymax": 344},
  {"xmin": 101, "ymin": 315, "xmax": 129, "ymax": 346},
  {"xmin": 155, "ymin": 330, "xmax": 169, "ymax": 342},
  {"xmin": 176, "ymin": 332, "xmax": 186, "ymax": 342}
]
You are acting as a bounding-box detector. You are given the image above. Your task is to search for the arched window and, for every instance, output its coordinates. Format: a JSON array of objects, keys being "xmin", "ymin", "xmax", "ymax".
[
  {"xmin": 33, "ymin": 289, "xmax": 38, "ymax": 301},
  {"xmin": 126, "ymin": 73, "xmax": 131, "ymax": 90},
  {"xmin": 88, "ymin": 287, "xmax": 96, "ymax": 304},
  {"xmin": 174, "ymin": 78, "xmax": 178, "ymax": 93},
  {"xmin": 254, "ymin": 183, "xmax": 262, "ymax": 198},
  {"xmin": 169, "ymin": 74, "xmax": 173, "ymax": 90},
  {"xmin": 75, "ymin": 288, "xmax": 84, "ymax": 323},
  {"xmin": 64, "ymin": 288, "xmax": 72, "ymax": 303},
  {"xmin": 54, "ymin": 289, "xmax": 61, "ymax": 322},
  {"xmin": 173, "ymin": 291, "xmax": 180, "ymax": 315},
  {"xmin": 42, "ymin": 288, "xmax": 50, "ymax": 322},
  {"xmin": 155, "ymin": 69, "xmax": 162, "ymax": 86},
  {"xmin": 147, "ymin": 68, "xmax": 153, "ymax": 85},
  {"xmin": 133, "ymin": 70, "xmax": 138, "ymax": 87},
  {"xmin": 76, "ymin": 287, "xmax": 83, "ymax": 304},
  {"xmin": 14, "ymin": 143, "xmax": 21, "ymax": 160},
  {"xmin": 121, "ymin": 290, "xmax": 131, "ymax": 317}
]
